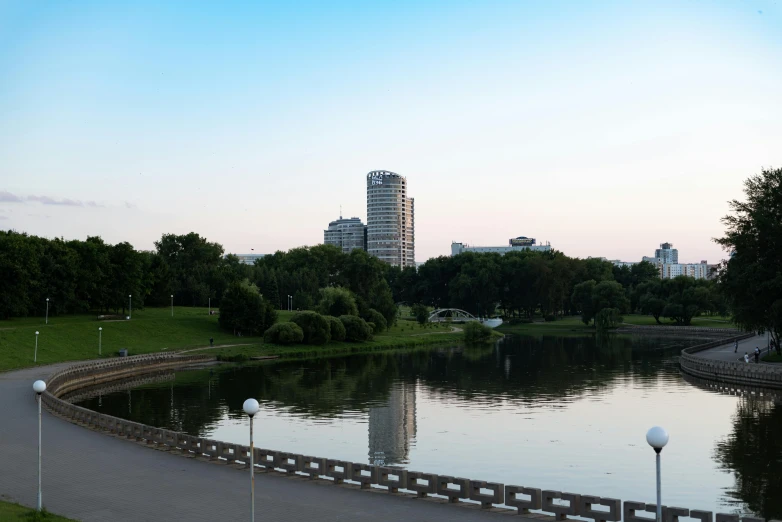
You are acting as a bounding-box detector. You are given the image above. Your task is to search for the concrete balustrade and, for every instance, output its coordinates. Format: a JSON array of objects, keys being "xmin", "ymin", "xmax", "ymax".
[
  {"xmin": 377, "ymin": 467, "xmax": 407, "ymax": 493},
  {"xmin": 299, "ymin": 456, "xmax": 326, "ymax": 479},
  {"xmin": 580, "ymin": 496, "xmax": 621, "ymax": 522},
  {"xmin": 348, "ymin": 462, "xmax": 378, "ymax": 489},
  {"xmin": 470, "ymin": 480, "xmax": 504, "ymax": 508},
  {"xmin": 505, "ymin": 485, "xmax": 542, "ymax": 514},
  {"xmin": 435, "ymin": 475, "xmax": 470, "ymax": 503},
  {"xmin": 39, "ymin": 352, "xmax": 772, "ymax": 520},
  {"xmin": 406, "ymin": 471, "xmax": 438, "ymax": 497},
  {"xmin": 325, "ymin": 459, "xmax": 349, "ymax": 485}
]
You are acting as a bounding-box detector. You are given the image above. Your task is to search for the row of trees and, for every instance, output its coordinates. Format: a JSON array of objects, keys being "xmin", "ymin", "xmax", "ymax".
[
  {"xmin": 386, "ymin": 251, "xmax": 665, "ymax": 321},
  {"xmin": 0, "ymin": 231, "xmax": 243, "ymax": 319}
]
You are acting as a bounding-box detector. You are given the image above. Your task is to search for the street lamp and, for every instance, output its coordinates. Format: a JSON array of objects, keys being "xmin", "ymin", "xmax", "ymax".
[
  {"xmin": 646, "ymin": 426, "xmax": 669, "ymax": 522},
  {"xmin": 33, "ymin": 380, "xmax": 47, "ymax": 511},
  {"xmin": 45, "ymin": 298, "xmax": 49, "ymax": 325},
  {"xmin": 171, "ymin": 295, "xmax": 174, "ymax": 317},
  {"xmin": 243, "ymin": 398, "xmax": 260, "ymax": 522},
  {"xmin": 287, "ymin": 295, "xmax": 292, "ymax": 312},
  {"xmin": 34, "ymin": 331, "xmax": 39, "ymax": 363},
  {"xmin": 208, "ymin": 297, "xmax": 211, "ymax": 315},
  {"xmin": 98, "ymin": 327, "xmax": 102, "ymax": 356},
  {"xmin": 128, "ymin": 294, "xmax": 132, "ymax": 319}
]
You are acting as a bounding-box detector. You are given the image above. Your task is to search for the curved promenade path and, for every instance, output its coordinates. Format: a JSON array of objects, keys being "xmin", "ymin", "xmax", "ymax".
[
  {"xmin": 1, "ymin": 362, "xmax": 513, "ymax": 522},
  {"xmin": 695, "ymin": 333, "xmax": 771, "ymax": 363}
]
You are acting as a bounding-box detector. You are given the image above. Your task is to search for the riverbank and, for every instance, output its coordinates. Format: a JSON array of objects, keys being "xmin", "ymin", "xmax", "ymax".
[
  {"xmin": 0, "ymin": 308, "xmax": 467, "ymax": 372},
  {"xmin": 497, "ymin": 314, "xmax": 734, "ymax": 336}
]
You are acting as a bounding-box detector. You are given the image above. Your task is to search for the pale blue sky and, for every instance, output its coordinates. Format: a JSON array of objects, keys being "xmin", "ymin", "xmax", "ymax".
[{"xmin": 1, "ymin": 1, "xmax": 780, "ymax": 262}]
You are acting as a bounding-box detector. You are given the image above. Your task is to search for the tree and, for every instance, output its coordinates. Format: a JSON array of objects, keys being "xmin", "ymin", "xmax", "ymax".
[
  {"xmin": 317, "ymin": 287, "xmax": 358, "ymax": 317},
  {"xmin": 411, "ymin": 303, "xmax": 429, "ymax": 326},
  {"xmin": 592, "ymin": 281, "xmax": 630, "ymax": 314},
  {"xmin": 218, "ymin": 280, "xmax": 277, "ymax": 335},
  {"xmin": 716, "ymin": 167, "xmax": 782, "ymax": 351},
  {"xmin": 263, "ymin": 322, "xmax": 304, "ymax": 345},
  {"xmin": 339, "ymin": 315, "xmax": 372, "ymax": 342},
  {"xmin": 639, "ymin": 295, "xmax": 666, "ymax": 324},
  {"xmin": 572, "ymin": 280, "xmax": 597, "ymax": 325},
  {"xmin": 362, "ymin": 308, "xmax": 387, "ymax": 334}
]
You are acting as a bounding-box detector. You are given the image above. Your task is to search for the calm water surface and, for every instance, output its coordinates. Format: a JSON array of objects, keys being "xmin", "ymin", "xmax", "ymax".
[{"xmin": 76, "ymin": 334, "xmax": 782, "ymax": 518}]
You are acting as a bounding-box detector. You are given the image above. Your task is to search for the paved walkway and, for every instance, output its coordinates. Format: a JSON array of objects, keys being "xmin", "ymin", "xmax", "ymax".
[
  {"xmin": 0, "ymin": 363, "xmax": 518, "ymax": 521},
  {"xmin": 694, "ymin": 333, "xmax": 773, "ymax": 363}
]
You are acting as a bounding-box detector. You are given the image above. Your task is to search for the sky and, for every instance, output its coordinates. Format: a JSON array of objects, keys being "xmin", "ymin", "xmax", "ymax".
[{"xmin": 1, "ymin": 1, "xmax": 781, "ymax": 263}]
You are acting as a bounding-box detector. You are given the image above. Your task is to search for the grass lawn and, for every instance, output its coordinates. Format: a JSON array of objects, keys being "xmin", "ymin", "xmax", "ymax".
[
  {"xmin": 0, "ymin": 307, "xmax": 465, "ymax": 372},
  {"xmin": 762, "ymin": 353, "xmax": 782, "ymax": 363},
  {"xmin": 0, "ymin": 501, "xmax": 75, "ymax": 521},
  {"xmin": 621, "ymin": 314, "xmax": 733, "ymax": 328}
]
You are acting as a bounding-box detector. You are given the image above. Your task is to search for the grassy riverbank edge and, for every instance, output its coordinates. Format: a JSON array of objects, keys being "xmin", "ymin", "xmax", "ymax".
[
  {"xmin": 0, "ymin": 501, "xmax": 75, "ymax": 521},
  {"xmin": 497, "ymin": 314, "xmax": 735, "ymax": 336},
  {"xmin": 0, "ymin": 308, "xmax": 483, "ymax": 372}
]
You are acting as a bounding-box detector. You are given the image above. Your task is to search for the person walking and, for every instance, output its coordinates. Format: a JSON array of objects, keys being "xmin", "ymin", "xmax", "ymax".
[
  {"xmin": 734, "ymin": 340, "xmax": 739, "ymax": 353},
  {"xmin": 754, "ymin": 347, "xmax": 760, "ymax": 363},
  {"xmin": 744, "ymin": 352, "xmax": 749, "ymax": 363},
  {"xmin": 209, "ymin": 337, "xmax": 214, "ymax": 347}
]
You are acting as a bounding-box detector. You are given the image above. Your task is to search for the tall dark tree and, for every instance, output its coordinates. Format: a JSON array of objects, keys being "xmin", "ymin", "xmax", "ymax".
[{"xmin": 715, "ymin": 167, "xmax": 782, "ymax": 350}]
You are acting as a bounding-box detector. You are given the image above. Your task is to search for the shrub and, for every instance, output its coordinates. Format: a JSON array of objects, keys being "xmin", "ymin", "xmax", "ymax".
[
  {"xmin": 263, "ymin": 322, "xmax": 304, "ymax": 345},
  {"xmin": 362, "ymin": 308, "xmax": 387, "ymax": 334},
  {"xmin": 290, "ymin": 311, "xmax": 331, "ymax": 345},
  {"xmin": 340, "ymin": 315, "xmax": 372, "ymax": 342},
  {"xmin": 324, "ymin": 315, "xmax": 346, "ymax": 341},
  {"xmin": 317, "ymin": 287, "xmax": 359, "ymax": 317},
  {"xmin": 219, "ymin": 280, "xmax": 278, "ymax": 336},
  {"xmin": 463, "ymin": 321, "xmax": 493, "ymax": 343},
  {"xmin": 544, "ymin": 314, "xmax": 556, "ymax": 322},
  {"xmin": 411, "ymin": 303, "xmax": 429, "ymax": 326}
]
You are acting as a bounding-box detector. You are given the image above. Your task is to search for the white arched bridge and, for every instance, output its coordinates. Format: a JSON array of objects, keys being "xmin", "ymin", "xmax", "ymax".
[{"xmin": 427, "ymin": 308, "xmax": 503, "ymax": 328}]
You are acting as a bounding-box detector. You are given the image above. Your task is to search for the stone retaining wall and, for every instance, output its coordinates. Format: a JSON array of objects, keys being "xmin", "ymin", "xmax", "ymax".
[
  {"xmin": 679, "ymin": 334, "xmax": 782, "ymax": 390},
  {"xmin": 41, "ymin": 354, "xmax": 779, "ymax": 520}
]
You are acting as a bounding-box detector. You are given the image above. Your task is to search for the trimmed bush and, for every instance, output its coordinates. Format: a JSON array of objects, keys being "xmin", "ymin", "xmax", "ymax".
[
  {"xmin": 263, "ymin": 322, "xmax": 304, "ymax": 345},
  {"xmin": 362, "ymin": 308, "xmax": 387, "ymax": 334},
  {"xmin": 463, "ymin": 321, "xmax": 493, "ymax": 343},
  {"xmin": 544, "ymin": 314, "xmax": 556, "ymax": 322},
  {"xmin": 324, "ymin": 315, "xmax": 346, "ymax": 341},
  {"xmin": 290, "ymin": 311, "xmax": 331, "ymax": 345},
  {"xmin": 317, "ymin": 287, "xmax": 359, "ymax": 317},
  {"xmin": 339, "ymin": 315, "xmax": 372, "ymax": 342}
]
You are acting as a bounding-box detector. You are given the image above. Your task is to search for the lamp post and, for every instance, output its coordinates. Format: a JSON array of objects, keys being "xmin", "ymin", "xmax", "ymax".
[
  {"xmin": 171, "ymin": 295, "xmax": 174, "ymax": 317},
  {"xmin": 128, "ymin": 294, "xmax": 132, "ymax": 319},
  {"xmin": 34, "ymin": 331, "xmax": 39, "ymax": 363},
  {"xmin": 287, "ymin": 295, "xmax": 292, "ymax": 312},
  {"xmin": 33, "ymin": 380, "xmax": 47, "ymax": 511},
  {"xmin": 243, "ymin": 398, "xmax": 260, "ymax": 522},
  {"xmin": 208, "ymin": 297, "xmax": 211, "ymax": 315},
  {"xmin": 98, "ymin": 327, "xmax": 102, "ymax": 356},
  {"xmin": 45, "ymin": 298, "xmax": 49, "ymax": 325},
  {"xmin": 646, "ymin": 426, "xmax": 669, "ymax": 522}
]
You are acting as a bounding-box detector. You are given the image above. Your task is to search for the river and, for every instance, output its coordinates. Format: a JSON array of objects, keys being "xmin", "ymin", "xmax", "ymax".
[{"xmin": 74, "ymin": 333, "xmax": 782, "ymax": 518}]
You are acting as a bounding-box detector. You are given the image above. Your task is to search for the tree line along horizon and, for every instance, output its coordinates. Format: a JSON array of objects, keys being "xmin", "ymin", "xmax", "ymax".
[{"xmin": 0, "ymin": 168, "xmax": 779, "ymax": 349}]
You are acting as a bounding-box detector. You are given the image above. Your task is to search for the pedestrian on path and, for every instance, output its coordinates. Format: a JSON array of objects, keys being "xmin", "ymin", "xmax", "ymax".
[
  {"xmin": 735, "ymin": 340, "xmax": 739, "ymax": 353},
  {"xmin": 744, "ymin": 352, "xmax": 749, "ymax": 363},
  {"xmin": 754, "ymin": 347, "xmax": 760, "ymax": 363}
]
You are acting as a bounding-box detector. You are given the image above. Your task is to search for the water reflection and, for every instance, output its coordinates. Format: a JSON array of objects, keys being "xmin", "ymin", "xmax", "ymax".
[{"xmin": 74, "ymin": 333, "xmax": 782, "ymax": 517}]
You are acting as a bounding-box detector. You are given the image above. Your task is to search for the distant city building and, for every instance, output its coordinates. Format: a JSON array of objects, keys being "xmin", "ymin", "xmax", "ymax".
[
  {"xmin": 324, "ymin": 215, "xmax": 367, "ymax": 253},
  {"xmin": 230, "ymin": 254, "xmax": 266, "ymax": 265},
  {"xmin": 451, "ymin": 236, "xmax": 552, "ymax": 256},
  {"xmin": 637, "ymin": 242, "xmax": 714, "ymax": 279},
  {"xmin": 366, "ymin": 170, "xmax": 415, "ymax": 267}
]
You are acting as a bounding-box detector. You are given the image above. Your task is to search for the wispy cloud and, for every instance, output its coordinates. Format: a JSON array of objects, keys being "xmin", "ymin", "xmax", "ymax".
[
  {"xmin": 28, "ymin": 195, "xmax": 83, "ymax": 206},
  {"xmin": 125, "ymin": 201, "xmax": 137, "ymax": 209},
  {"xmin": 0, "ymin": 216, "xmax": 8, "ymax": 220},
  {"xmin": 0, "ymin": 191, "xmax": 24, "ymax": 203},
  {"xmin": 86, "ymin": 201, "xmax": 104, "ymax": 207}
]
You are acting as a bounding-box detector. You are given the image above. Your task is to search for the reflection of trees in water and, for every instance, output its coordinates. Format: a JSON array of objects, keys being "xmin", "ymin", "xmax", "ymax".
[
  {"xmin": 714, "ymin": 397, "xmax": 782, "ymax": 520},
  {"xmin": 77, "ymin": 334, "xmax": 691, "ymax": 439}
]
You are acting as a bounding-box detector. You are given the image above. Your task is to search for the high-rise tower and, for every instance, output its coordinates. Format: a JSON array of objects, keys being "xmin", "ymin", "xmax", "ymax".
[{"xmin": 366, "ymin": 170, "xmax": 415, "ymax": 267}]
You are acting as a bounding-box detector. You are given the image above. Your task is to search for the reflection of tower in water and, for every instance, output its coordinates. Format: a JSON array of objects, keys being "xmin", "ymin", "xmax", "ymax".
[{"xmin": 368, "ymin": 381, "xmax": 417, "ymax": 467}]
